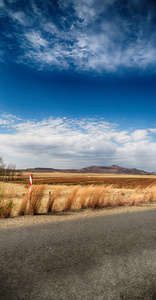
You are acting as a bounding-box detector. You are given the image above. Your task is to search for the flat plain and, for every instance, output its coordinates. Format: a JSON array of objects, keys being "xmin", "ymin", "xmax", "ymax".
[{"xmin": 22, "ymin": 171, "xmax": 156, "ymax": 187}]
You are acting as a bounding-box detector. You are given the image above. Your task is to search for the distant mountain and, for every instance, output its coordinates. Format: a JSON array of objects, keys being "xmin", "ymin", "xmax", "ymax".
[{"xmin": 25, "ymin": 165, "xmax": 152, "ymax": 175}]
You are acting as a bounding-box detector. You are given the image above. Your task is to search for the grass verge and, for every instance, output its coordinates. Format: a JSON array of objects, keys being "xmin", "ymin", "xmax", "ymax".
[{"xmin": 2, "ymin": 182, "xmax": 156, "ymax": 218}]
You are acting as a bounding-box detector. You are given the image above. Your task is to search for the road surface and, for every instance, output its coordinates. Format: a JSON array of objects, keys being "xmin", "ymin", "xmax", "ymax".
[{"xmin": 1, "ymin": 209, "xmax": 156, "ymax": 299}]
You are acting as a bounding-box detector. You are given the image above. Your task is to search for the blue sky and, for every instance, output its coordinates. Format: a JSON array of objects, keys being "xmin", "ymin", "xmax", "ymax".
[{"xmin": 0, "ymin": 0, "xmax": 156, "ymax": 171}]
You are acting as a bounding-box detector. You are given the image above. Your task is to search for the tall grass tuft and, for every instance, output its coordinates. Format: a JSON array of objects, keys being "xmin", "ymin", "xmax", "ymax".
[
  {"xmin": 147, "ymin": 190, "xmax": 154, "ymax": 203},
  {"xmin": 78, "ymin": 185, "xmax": 93, "ymax": 209},
  {"xmin": 114, "ymin": 190, "xmax": 125, "ymax": 206},
  {"xmin": 48, "ymin": 187, "xmax": 63, "ymax": 213},
  {"xmin": 141, "ymin": 188, "xmax": 148, "ymax": 204},
  {"xmin": 128, "ymin": 188, "xmax": 138, "ymax": 206},
  {"xmin": 0, "ymin": 185, "xmax": 14, "ymax": 218},
  {"xmin": 29, "ymin": 185, "xmax": 46, "ymax": 215},
  {"xmin": 18, "ymin": 194, "xmax": 28, "ymax": 216},
  {"xmin": 87, "ymin": 186, "xmax": 104, "ymax": 209},
  {"xmin": 78, "ymin": 185, "xmax": 113, "ymax": 209},
  {"xmin": 18, "ymin": 185, "xmax": 46, "ymax": 216},
  {"xmin": 99, "ymin": 186, "xmax": 112, "ymax": 208},
  {"xmin": 62, "ymin": 186, "xmax": 79, "ymax": 212},
  {"xmin": 127, "ymin": 188, "xmax": 147, "ymax": 206},
  {"xmin": 0, "ymin": 198, "xmax": 14, "ymax": 218}
]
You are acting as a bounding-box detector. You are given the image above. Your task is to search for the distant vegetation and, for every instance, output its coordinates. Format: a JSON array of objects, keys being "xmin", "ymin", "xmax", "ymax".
[{"xmin": 0, "ymin": 156, "xmax": 23, "ymax": 181}]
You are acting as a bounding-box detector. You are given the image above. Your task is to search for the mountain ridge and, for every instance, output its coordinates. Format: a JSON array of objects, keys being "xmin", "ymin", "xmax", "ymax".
[{"xmin": 25, "ymin": 165, "xmax": 153, "ymax": 175}]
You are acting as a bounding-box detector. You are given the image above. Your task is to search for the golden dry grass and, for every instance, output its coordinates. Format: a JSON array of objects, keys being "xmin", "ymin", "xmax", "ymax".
[
  {"xmin": 19, "ymin": 185, "xmax": 46, "ymax": 215},
  {"xmin": 28, "ymin": 185, "xmax": 46, "ymax": 215},
  {"xmin": 46, "ymin": 184, "xmax": 156, "ymax": 211},
  {"xmin": 62, "ymin": 185, "xmax": 80, "ymax": 211},
  {"xmin": 1, "ymin": 177, "xmax": 156, "ymax": 218},
  {"xmin": 0, "ymin": 200, "xmax": 14, "ymax": 218},
  {"xmin": 48, "ymin": 186, "xmax": 63, "ymax": 212},
  {"xmin": 0, "ymin": 184, "xmax": 14, "ymax": 218},
  {"xmin": 18, "ymin": 195, "xmax": 28, "ymax": 216},
  {"xmin": 78, "ymin": 185, "xmax": 93, "ymax": 209}
]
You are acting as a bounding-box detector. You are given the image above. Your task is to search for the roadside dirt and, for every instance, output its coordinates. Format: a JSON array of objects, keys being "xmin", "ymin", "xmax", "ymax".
[{"xmin": 1, "ymin": 203, "xmax": 156, "ymax": 229}]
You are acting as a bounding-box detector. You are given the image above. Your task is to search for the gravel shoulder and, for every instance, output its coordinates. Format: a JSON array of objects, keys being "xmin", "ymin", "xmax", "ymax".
[{"xmin": 1, "ymin": 203, "xmax": 156, "ymax": 229}]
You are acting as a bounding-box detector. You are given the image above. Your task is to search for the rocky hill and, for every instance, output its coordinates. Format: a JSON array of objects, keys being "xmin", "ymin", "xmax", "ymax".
[{"xmin": 25, "ymin": 165, "xmax": 152, "ymax": 175}]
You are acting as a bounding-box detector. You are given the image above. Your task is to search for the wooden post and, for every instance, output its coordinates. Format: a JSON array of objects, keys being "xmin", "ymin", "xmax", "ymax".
[
  {"xmin": 29, "ymin": 194, "xmax": 31, "ymax": 205},
  {"xmin": 48, "ymin": 191, "xmax": 51, "ymax": 212},
  {"xmin": 49, "ymin": 191, "xmax": 51, "ymax": 202}
]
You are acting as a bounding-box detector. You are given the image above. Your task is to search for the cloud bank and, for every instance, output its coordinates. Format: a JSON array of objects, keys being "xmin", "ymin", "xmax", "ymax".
[
  {"xmin": 1, "ymin": 0, "xmax": 156, "ymax": 73},
  {"xmin": 0, "ymin": 114, "xmax": 156, "ymax": 171}
]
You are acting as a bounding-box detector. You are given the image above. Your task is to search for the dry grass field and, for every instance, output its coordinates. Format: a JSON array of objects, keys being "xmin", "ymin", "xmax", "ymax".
[
  {"xmin": 1, "ymin": 172, "xmax": 156, "ymax": 226},
  {"xmin": 22, "ymin": 171, "xmax": 156, "ymax": 188}
]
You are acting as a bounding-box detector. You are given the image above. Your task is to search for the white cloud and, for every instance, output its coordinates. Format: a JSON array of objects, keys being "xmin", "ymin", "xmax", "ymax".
[
  {"xmin": 130, "ymin": 130, "xmax": 148, "ymax": 141},
  {"xmin": 25, "ymin": 31, "xmax": 48, "ymax": 48},
  {"xmin": 148, "ymin": 128, "xmax": 156, "ymax": 134},
  {"xmin": 0, "ymin": 114, "xmax": 156, "ymax": 171},
  {"xmin": 8, "ymin": 11, "xmax": 28, "ymax": 26},
  {"xmin": 2, "ymin": 0, "xmax": 156, "ymax": 72},
  {"xmin": 0, "ymin": 0, "xmax": 4, "ymax": 7},
  {"xmin": 112, "ymin": 131, "xmax": 131, "ymax": 144},
  {"xmin": 0, "ymin": 114, "xmax": 21, "ymax": 126}
]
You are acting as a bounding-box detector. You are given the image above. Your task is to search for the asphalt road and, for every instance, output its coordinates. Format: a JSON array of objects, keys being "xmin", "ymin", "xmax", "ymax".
[{"xmin": 1, "ymin": 210, "xmax": 156, "ymax": 300}]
